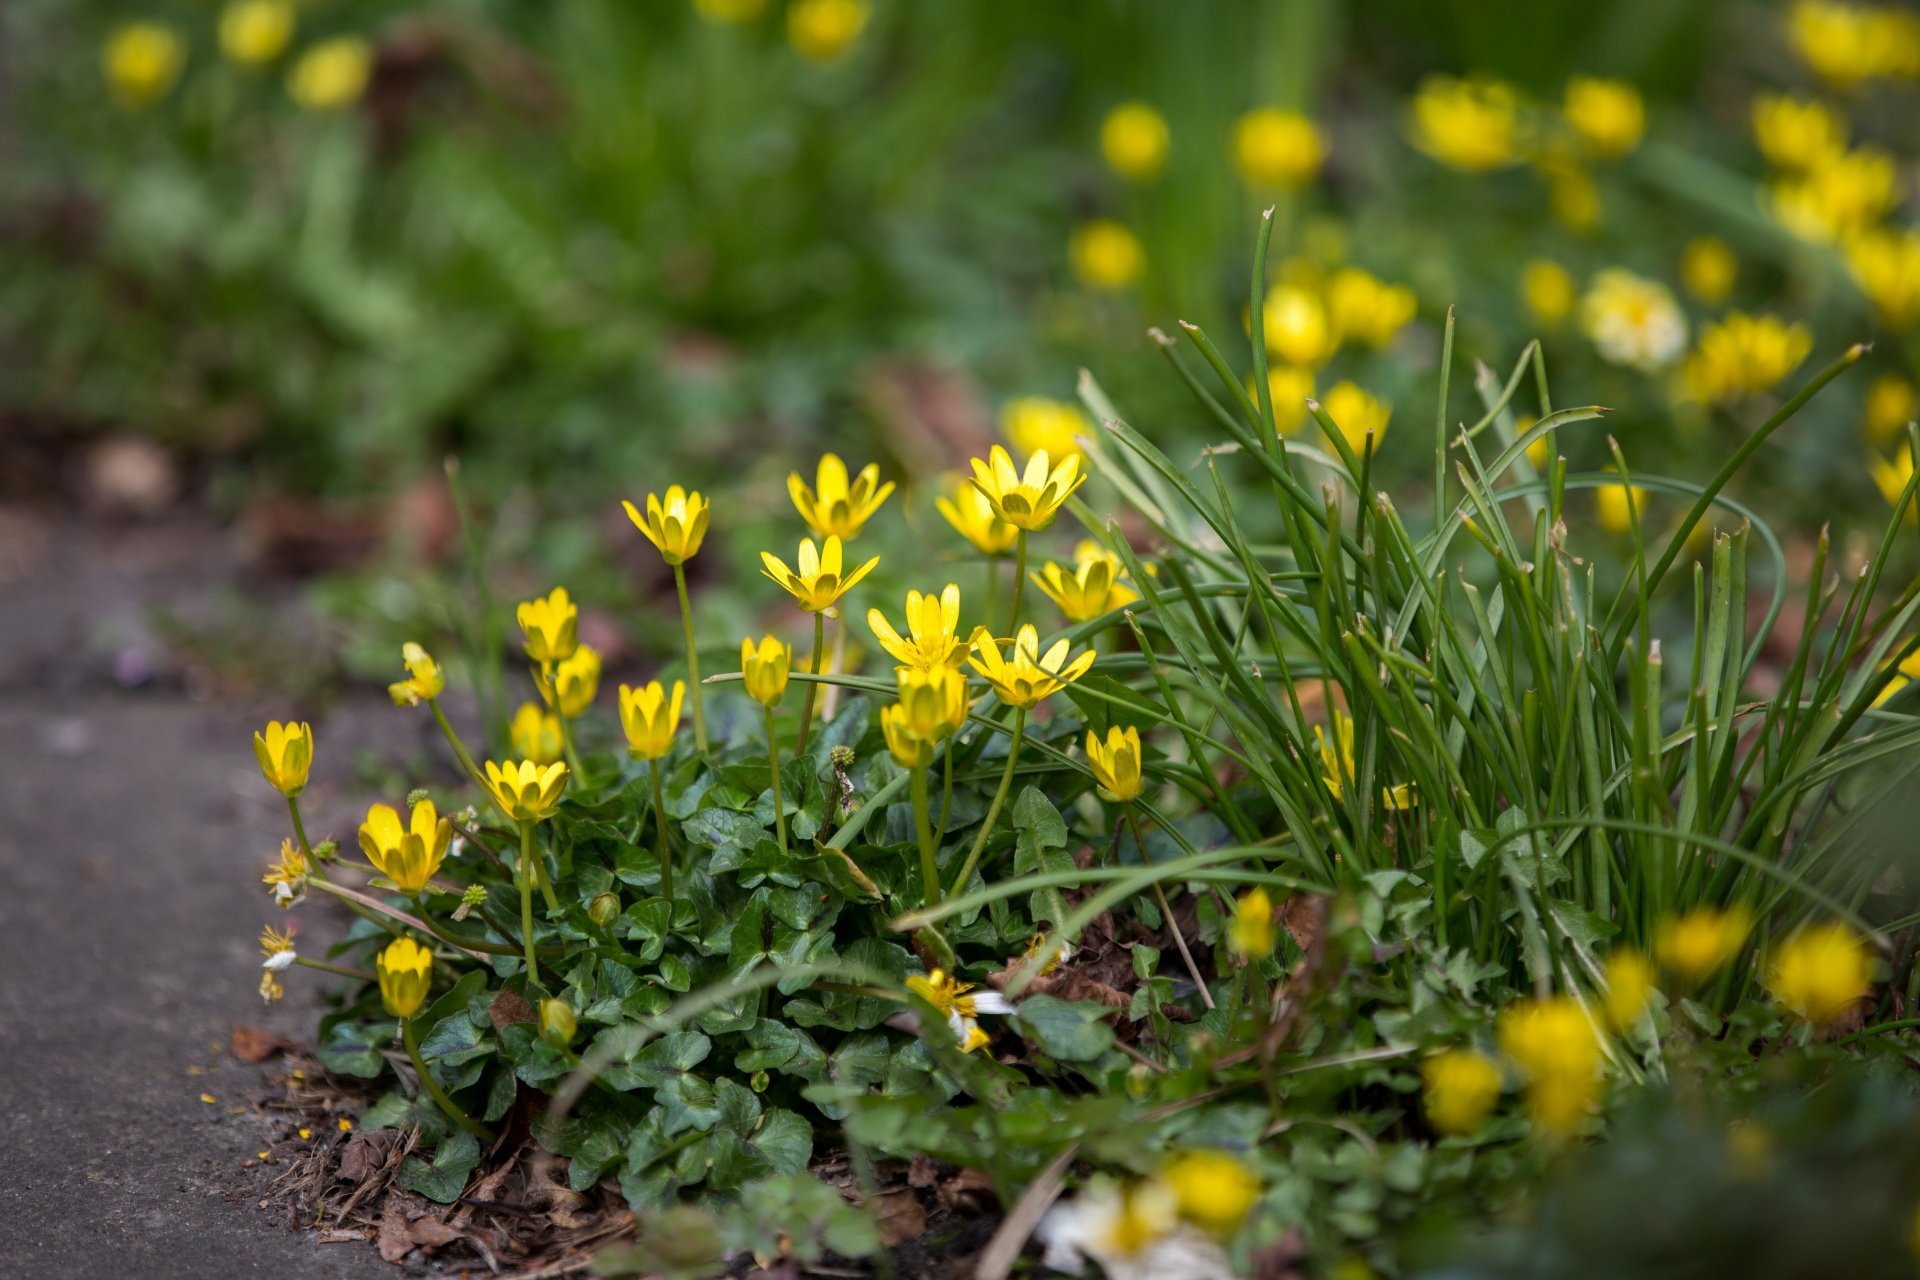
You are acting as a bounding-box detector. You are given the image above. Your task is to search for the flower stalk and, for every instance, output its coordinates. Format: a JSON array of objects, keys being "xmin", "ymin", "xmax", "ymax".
[
  {"xmin": 650, "ymin": 758, "xmax": 673, "ymax": 905},
  {"xmin": 673, "ymin": 562, "xmax": 709, "ymax": 754},
  {"xmin": 797, "ymin": 611, "xmax": 826, "ymax": 756},
  {"xmin": 516, "ymin": 820, "xmax": 540, "ymax": 980},
  {"xmin": 948, "ymin": 707, "xmax": 1025, "ymax": 898},
  {"xmin": 911, "ymin": 760, "xmax": 939, "ymax": 910},
  {"xmin": 765, "ymin": 708, "xmax": 788, "ymax": 854},
  {"xmin": 402, "ymin": 1016, "xmax": 495, "ymax": 1143}
]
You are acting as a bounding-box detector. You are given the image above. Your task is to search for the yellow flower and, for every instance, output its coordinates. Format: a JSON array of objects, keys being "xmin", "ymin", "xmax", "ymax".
[
  {"xmin": 787, "ymin": 0, "xmax": 868, "ymax": 62},
  {"xmin": 1846, "ymin": 227, "xmax": 1920, "ymax": 332},
  {"xmin": 1546, "ymin": 162, "xmax": 1601, "ymax": 233},
  {"xmin": 1101, "ymin": 101, "xmax": 1171, "ymax": 182},
  {"xmin": 1080, "ymin": 1178, "xmax": 1181, "ymax": 1261},
  {"xmin": 1498, "ymin": 996, "xmax": 1600, "ymax": 1136},
  {"xmin": 1001, "ymin": 397, "xmax": 1090, "ymax": 462},
  {"xmin": 262, "ymin": 839, "xmax": 310, "ymax": 908},
  {"xmin": 1421, "ymin": 1050, "xmax": 1504, "ymax": 1136},
  {"xmin": 895, "ymin": 666, "xmax": 970, "ymax": 742},
  {"xmin": 1580, "ymin": 269, "xmax": 1687, "ymax": 370},
  {"xmin": 1315, "ymin": 708, "xmax": 1416, "ymax": 810},
  {"xmin": 254, "ymin": 721, "xmax": 314, "ymax": 797},
  {"xmin": 789, "ymin": 454, "xmax": 895, "ymax": 540},
  {"xmin": 1873, "ymin": 448, "xmax": 1915, "ymax": 513},
  {"xmin": 966, "ymin": 623, "xmax": 1095, "ymax": 709},
  {"xmin": 741, "ymin": 635, "xmax": 793, "ymax": 707},
  {"xmin": 1788, "ymin": 0, "xmax": 1920, "ymax": 87},
  {"xmin": 1654, "ymin": 904, "xmax": 1754, "ymax": 984},
  {"xmin": 694, "ymin": 0, "xmax": 765, "ymax": 21},
  {"xmin": 760, "ymin": 535, "xmax": 880, "ymax": 614},
  {"xmin": 1769, "ymin": 922, "xmax": 1873, "ymax": 1026},
  {"xmin": 1084, "ymin": 726, "xmax": 1144, "ymax": 803},
  {"xmin": 968, "ymin": 444, "xmax": 1087, "ymax": 532},
  {"xmin": 517, "ymin": 587, "xmax": 579, "ymax": 664},
  {"xmin": 1770, "ymin": 148, "xmax": 1896, "ymax": 244},
  {"xmin": 1229, "ymin": 887, "xmax": 1276, "ymax": 960},
  {"xmin": 1409, "ymin": 76, "xmax": 1521, "ymax": 172},
  {"xmin": 1872, "ymin": 646, "xmax": 1920, "ymax": 706},
  {"xmin": 104, "ymin": 23, "xmax": 184, "ymax": 108},
  {"xmin": 1031, "ymin": 556, "xmax": 1138, "ymax": 624},
  {"xmin": 539, "ymin": 644, "xmax": 602, "ymax": 718},
  {"xmin": 905, "ymin": 969, "xmax": 1009, "ymax": 1052},
  {"xmin": 358, "ymin": 798, "xmax": 452, "ymax": 894},
  {"xmin": 1751, "ymin": 94, "xmax": 1846, "ymax": 172},
  {"xmin": 1161, "ymin": 1151, "xmax": 1260, "ymax": 1236},
  {"xmin": 1261, "ymin": 285, "xmax": 1335, "ymax": 368},
  {"xmin": 936, "ymin": 478, "xmax": 1019, "ymax": 556},
  {"xmin": 618, "ymin": 681, "xmax": 685, "ymax": 761},
  {"xmin": 509, "ymin": 702, "xmax": 563, "ymax": 765},
  {"xmin": 1070, "ymin": 220, "xmax": 1145, "ymax": 292},
  {"xmin": 1595, "ymin": 475, "xmax": 1649, "ymax": 534},
  {"xmin": 260, "ymin": 923, "xmax": 296, "ymax": 962},
  {"xmin": 376, "ymin": 936, "xmax": 434, "ymax": 1020},
  {"xmin": 1255, "ymin": 366, "xmax": 1316, "ymax": 435},
  {"xmin": 1319, "ymin": 382, "xmax": 1392, "ymax": 456},
  {"xmin": 1867, "ymin": 376, "xmax": 1917, "ymax": 445},
  {"xmin": 540, "ymin": 997, "xmax": 579, "ymax": 1047},
  {"xmin": 880, "ymin": 703, "xmax": 931, "ymax": 768},
  {"xmin": 287, "ymin": 36, "xmax": 372, "ymax": 111},
  {"xmin": 1681, "ymin": 312, "xmax": 1814, "ymax": 405},
  {"xmin": 481, "ymin": 759, "xmax": 569, "ymax": 823},
  {"xmin": 220, "ymin": 0, "xmax": 295, "ymax": 66},
  {"xmin": 1563, "ymin": 76, "xmax": 1644, "ymax": 158},
  {"xmin": 1603, "ymin": 949, "xmax": 1657, "ymax": 1029},
  {"xmin": 1326, "ymin": 268, "xmax": 1417, "ymax": 349},
  {"xmin": 1521, "ymin": 259, "xmax": 1576, "ymax": 328},
  {"xmin": 623, "ymin": 486, "xmax": 710, "ymax": 566},
  {"xmin": 1679, "ymin": 236, "xmax": 1737, "ymax": 306},
  {"xmin": 868, "ymin": 584, "xmax": 967, "ymax": 671},
  {"xmin": 1231, "ymin": 108, "xmax": 1325, "ymax": 188},
  {"xmin": 387, "ymin": 642, "xmax": 446, "ymax": 707}
]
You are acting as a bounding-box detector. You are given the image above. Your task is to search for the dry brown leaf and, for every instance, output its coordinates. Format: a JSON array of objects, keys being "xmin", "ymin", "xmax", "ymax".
[
  {"xmin": 936, "ymin": 1167, "xmax": 997, "ymax": 1214},
  {"xmin": 377, "ymin": 1198, "xmax": 417, "ymax": 1264},
  {"xmin": 866, "ymin": 1189, "xmax": 928, "ymax": 1246},
  {"xmin": 230, "ymin": 1024, "xmax": 292, "ymax": 1063},
  {"xmin": 489, "ymin": 987, "xmax": 535, "ymax": 1033}
]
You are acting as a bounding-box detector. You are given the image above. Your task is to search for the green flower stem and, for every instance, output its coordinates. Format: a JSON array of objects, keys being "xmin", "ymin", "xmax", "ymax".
[
  {"xmin": 674, "ymin": 563, "xmax": 709, "ymax": 755},
  {"xmin": 294, "ymin": 956, "xmax": 376, "ymax": 982},
  {"xmin": 517, "ymin": 820, "xmax": 540, "ymax": 980},
  {"xmin": 821, "ymin": 611, "xmax": 849, "ymax": 723},
  {"xmin": 555, "ymin": 709, "xmax": 585, "ymax": 784},
  {"xmin": 402, "ymin": 1016, "xmax": 496, "ymax": 1143},
  {"xmin": 947, "ymin": 707, "xmax": 1026, "ymax": 899},
  {"xmin": 934, "ymin": 743, "xmax": 955, "ymax": 850},
  {"xmin": 796, "ymin": 611, "xmax": 827, "ymax": 757},
  {"xmin": 911, "ymin": 760, "xmax": 939, "ymax": 910},
  {"xmin": 287, "ymin": 796, "xmax": 316, "ymax": 863},
  {"xmin": 982, "ymin": 556, "xmax": 999, "ymax": 636},
  {"xmin": 651, "ymin": 758, "xmax": 673, "ymax": 904},
  {"xmin": 1126, "ymin": 805, "xmax": 1214, "ymax": 1011},
  {"xmin": 1009, "ymin": 531, "xmax": 1029, "ymax": 634},
  {"xmin": 428, "ymin": 699, "xmax": 482, "ymax": 783},
  {"xmin": 528, "ymin": 823, "xmax": 561, "ymax": 914},
  {"xmin": 765, "ymin": 707, "xmax": 788, "ymax": 855}
]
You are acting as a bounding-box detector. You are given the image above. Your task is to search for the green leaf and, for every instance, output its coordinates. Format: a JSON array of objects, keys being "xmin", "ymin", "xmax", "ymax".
[
  {"xmin": 396, "ymin": 1131, "xmax": 481, "ymax": 1204},
  {"xmin": 750, "ymin": 1108, "xmax": 814, "ymax": 1176},
  {"xmin": 1014, "ymin": 995, "xmax": 1116, "ymax": 1062}
]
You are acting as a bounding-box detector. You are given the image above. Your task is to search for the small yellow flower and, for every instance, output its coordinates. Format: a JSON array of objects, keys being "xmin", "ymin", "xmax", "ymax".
[
  {"xmin": 1101, "ymin": 101, "xmax": 1171, "ymax": 182},
  {"xmin": 1070, "ymin": 220, "xmax": 1145, "ymax": 292},
  {"xmin": 968, "ymin": 444, "xmax": 1087, "ymax": 532},
  {"xmin": 517, "ymin": 587, "xmax": 579, "ymax": 665},
  {"xmin": 1421, "ymin": 1050, "xmax": 1504, "ymax": 1136},
  {"xmin": 741, "ymin": 635, "xmax": 793, "ymax": 707},
  {"xmin": 1654, "ymin": 904, "xmax": 1754, "ymax": 984},
  {"xmin": 1679, "ymin": 236, "xmax": 1738, "ymax": 306},
  {"xmin": 905, "ymin": 968, "xmax": 1009, "ymax": 1052},
  {"xmin": 220, "ymin": 0, "xmax": 295, "ymax": 66},
  {"xmin": 254, "ymin": 721, "xmax": 314, "ymax": 798},
  {"xmin": 1788, "ymin": 0, "xmax": 1920, "ymax": 87},
  {"xmin": 1409, "ymin": 76, "xmax": 1521, "ymax": 173},
  {"xmin": 1232, "ymin": 108, "xmax": 1325, "ymax": 188},
  {"xmin": 966, "ymin": 624, "xmax": 1095, "ymax": 709},
  {"xmin": 104, "ymin": 23, "xmax": 185, "ymax": 109},
  {"xmin": 1595, "ymin": 475, "xmax": 1649, "ymax": 535},
  {"xmin": 622, "ymin": 486, "xmax": 711, "ymax": 566},
  {"xmin": 262, "ymin": 838, "xmax": 310, "ymax": 908},
  {"xmin": 1084, "ymin": 726, "xmax": 1144, "ymax": 804},
  {"xmin": 760, "ymin": 535, "xmax": 880, "ymax": 614},
  {"xmin": 694, "ymin": 0, "xmax": 765, "ymax": 21},
  {"xmin": 1229, "ymin": 887, "xmax": 1276, "ymax": 961},
  {"xmin": 618, "ymin": 681, "xmax": 685, "ymax": 761},
  {"xmin": 1845, "ymin": 227, "xmax": 1920, "ymax": 332},
  {"xmin": 509, "ymin": 703, "xmax": 563, "ymax": 765},
  {"xmin": 358, "ymin": 799, "xmax": 452, "ymax": 894},
  {"xmin": 788, "ymin": 454, "xmax": 895, "ymax": 540},
  {"xmin": 1563, "ymin": 76, "xmax": 1644, "ymax": 158},
  {"xmin": 1001, "ymin": 397, "xmax": 1090, "ymax": 462},
  {"xmin": 1498, "ymin": 996, "xmax": 1600, "ymax": 1136},
  {"xmin": 1326, "ymin": 267, "xmax": 1417, "ymax": 349},
  {"xmin": 1319, "ymin": 381, "xmax": 1392, "ymax": 456},
  {"xmin": 1315, "ymin": 708, "xmax": 1415, "ymax": 810},
  {"xmin": 1603, "ymin": 949, "xmax": 1657, "ymax": 1029},
  {"xmin": 880, "ymin": 703, "xmax": 933, "ymax": 769},
  {"xmin": 1084, "ymin": 1179, "xmax": 1181, "ymax": 1260},
  {"xmin": 1546, "ymin": 162, "xmax": 1601, "ymax": 234},
  {"xmin": 869, "ymin": 584, "xmax": 967, "ymax": 671},
  {"xmin": 539, "ymin": 644, "xmax": 602, "ymax": 718},
  {"xmin": 387, "ymin": 642, "xmax": 446, "ymax": 707},
  {"xmin": 1160, "ymin": 1150, "xmax": 1260, "ymax": 1236},
  {"xmin": 1031, "ymin": 556, "xmax": 1137, "ymax": 624},
  {"xmin": 1769, "ymin": 921, "xmax": 1873, "ymax": 1026},
  {"xmin": 287, "ymin": 36, "xmax": 372, "ymax": 112},
  {"xmin": 1872, "ymin": 448, "xmax": 1915, "ymax": 513},
  {"xmin": 376, "ymin": 936, "xmax": 433, "ymax": 1020},
  {"xmin": 787, "ymin": 0, "xmax": 869, "ymax": 63},
  {"xmin": 481, "ymin": 759, "xmax": 569, "ymax": 823},
  {"xmin": 539, "ymin": 997, "xmax": 579, "ymax": 1047},
  {"xmin": 1521, "ymin": 259, "xmax": 1576, "ymax": 328},
  {"xmin": 1771, "ymin": 148, "xmax": 1896, "ymax": 244},
  {"xmin": 1580, "ymin": 269, "xmax": 1688, "ymax": 370},
  {"xmin": 258, "ymin": 973, "xmax": 283, "ymax": 1004},
  {"xmin": 1867, "ymin": 375, "xmax": 1917, "ymax": 445},
  {"xmin": 897, "ymin": 666, "xmax": 970, "ymax": 740},
  {"xmin": 936, "ymin": 478, "xmax": 1020, "ymax": 556},
  {"xmin": 1681, "ymin": 312, "xmax": 1814, "ymax": 405},
  {"xmin": 1261, "ymin": 284, "xmax": 1335, "ymax": 368},
  {"xmin": 1256, "ymin": 366, "xmax": 1316, "ymax": 435},
  {"xmin": 1751, "ymin": 94, "xmax": 1847, "ymax": 172}
]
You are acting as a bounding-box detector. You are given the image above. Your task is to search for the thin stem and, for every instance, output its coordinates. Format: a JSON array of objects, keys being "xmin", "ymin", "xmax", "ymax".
[
  {"xmin": 403, "ymin": 1017, "xmax": 496, "ymax": 1143},
  {"xmin": 765, "ymin": 708, "xmax": 788, "ymax": 854},
  {"xmin": 294, "ymin": 956, "xmax": 376, "ymax": 982},
  {"xmin": 1127, "ymin": 805, "xmax": 1214, "ymax": 1011},
  {"xmin": 674, "ymin": 563, "xmax": 709, "ymax": 754},
  {"xmin": 934, "ymin": 743, "xmax": 955, "ymax": 850},
  {"xmin": 517, "ymin": 820, "xmax": 539, "ymax": 980},
  {"xmin": 428, "ymin": 700, "xmax": 482, "ymax": 783},
  {"xmin": 287, "ymin": 797, "xmax": 315, "ymax": 864},
  {"xmin": 528, "ymin": 823, "xmax": 561, "ymax": 914},
  {"xmin": 948, "ymin": 708, "xmax": 1026, "ymax": 898},
  {"xmin": 796, "ymin": 611, "xmax": 826, "ymax": 756},
  {"xmin": 651, "ymin": 758, "xmax": 673, "ymax": 904},
  {"xmin": 1009, "ymin": 531, "xmax": 1029, "ymax": 634},
  {"xmin": 983, "ymin": 556, "xmax": 999, "ymax": 636},
  {"xmin": 911, "ymin": 762, "xmax": 939, "ymax": 910},
  {"xmin": 821, "ymin": 610, "xmax": 848, "ymax": 722},
  {"xmin": 555, "ymin": 709, "xmax": 585, "ymax": 783}
]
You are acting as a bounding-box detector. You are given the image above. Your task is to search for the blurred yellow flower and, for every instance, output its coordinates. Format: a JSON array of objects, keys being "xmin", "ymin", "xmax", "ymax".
[
  {"xmin": 1871, "ymin": 446, "xmax": 1914, "ymax": 512},
  {"xmin": 1498, "ymin": 996, "xmax": 1600, "ymax": 1136},
  {"xmin": 509, "ymin": 702, "xmax": 563, "ymax": 765},
  {"xmin": 358, "ymin": 798, "xmax": 451, "ymax": 894},
  {"xmin": 1564, "ymin": 76, "xmax": 1644, "ymax": 158},
  {"xmin": 376, "ymin": 936, "xmax": 433, "ymax": 1020},
  {"xmin": 761, "ymin": 535, "xmax": 880, "ymax": 613},
  {"xmin": 880, "ymin": 702, "xmax": 931, "ymax": 768},
  {"xmin": 1546, "ymin": 163, "xmax": 1602, "ymax": 233},
  {"xmin": 1409, "ymin": 76, "xmax": 1521, "ymax": 172},
  {"xmin": 1319, "ymin": 381, "xmax": 1392, "ymax": 456},
  {"xmin": 1681, "ymin": 312, "xmax": 1813, "ymax": 404},
  {"xmin": 1788, "ymin": 1, "xmax": 1920, "ymax": 86},
  {"xmin": 623, "ymin": 486, "xmax": 710, "ymax": 565},
  {"xmin": 539, "ymin": 644, "xmax": 602, "ymax": 718},
  {"xmin": 1770, "ymin": 149, "xmax": 1896, "ymax": 244},
  {"xmin": 387, "ymin": 642, "xmax": 445, "ymax": 707},
  {"xmin": 1603, "ymin": 949, "xmax": 1656, "ymax": 1029},
  {"xmin": 1315, "ymin": 707, "xmax": 1415, "ymax": 809},
  {"xmin": 481, "ymin": 758, "xmax": 569, "ymax": 823},
  {"xmin": 1845, "ymin": 227, "xmax": 1920, "ymax": 331},
  {"xmin": 540, "ymin": 997, "xmax": 578, "ymax": 1047},
  {"xmin": 1871, "ymin": 645, "xmax": 1920, "ymax": 705},
  {"xmin": 1032, "ymin": 554, "xmax": 1137, "ymax": 623},
  {"xmin": 1229, "ymin": 887, "xmax": 1276, "ymax": 960},
  {"xmin": 1866, "ymin": 375, "xmax": 1917, "ymax": 444},
  {"xmin": 1580, "ymin": 269, "xmax": 1687, "ymax": 370},
  {"xmin": 1679, "ymin": 236, "xmax": 1737, "ymax": 305},
  {"xmin": 1521, "ymin": 259, "xmax": 1576, "ymax": 328},
  {"xmin": 967, "ymin": 623, "xmax": 1094, "ymax": 709},
  {"xmin": 741, "ymin": 635, "xmax": 793, "ymax": 706},
  {"xmin": 1100, "ymin": 101, "xmax": 1171, "ymax": 182},
  {"xmin": 1595, "ymin": 475, "xmax": 1649, "ymax": 534},
  {"xmin": 1261, "ymin": 285, "xmax": 1336, "ymax": 367},
  {"xmin": 1001, "ymin": 396, "xmax": 1089, "ymax": 461},
  {"xmin": 1751, "ymin": 94, "xmax": 1847, "ymax": 172},
  {"xmin": 694, "ymin": 0, "xmax": 766, "ymax": 21},
  {"xmin": 883, "ymin": 667, "xmax": 969, "ymax": 766},
  {"xmin": 787, "ymin": 0, "xmax": 869, "ymax": 62},
  {"xmin": 935, "ymin": 478, "xmax": 1019, "ymax": 556},
  {"xmin": 1084, "ymin": 725, "xmax": 1144, "ymax": 803},
  {"xmin": 1161, "ymin": 1150, "xmax": 1260, "ymax": 1235},
  {"xmin": 789, "ymin": 454, "xmax": 895, "ymax": 540},
  {"xmin": 104, "ymin": 23, "xmax": 184, "ymax": 108},
  {"xmin": 1654, "ymin": 904, "xmax": 1753, "ymax": 984},
  {"xmin": 1769, "ymin": 922, "xmax": 1873, "ymax": 1026},
  {"xmin": 287, "ymin": 36, "xmax": 372, "ymax": 112},
  {"xmin": 1326, "ymin": 267, "xmax": 1417, "ymax": 349},
  {"xmin": 254, "ymin": 720, "xmax": 314, "ymax": 797},
  {"xmin": 1255, "ymin": 365, "xmax": 1316, "ymax": 435},
  {"xmin": 220, "ymin": 0, "xmax": 295, "ymax": 66},
  {"xmin": 1422, "ymin": 1050, "xmax": 1503, "ymax": 1136},
  {"xmin": 517, "ymin": 587, "xmax": 579, "ymax": 664},
  {"xmin": 1070, "ymin": 220, "xmax": 1145, "ymax": 291},
  {"xmin": 619, "ymin": 680, "xmax": 685, "ymax": 760},
  {"xmin": 869, "ymin": 584, "xmax": 967, "ymax": 670},
  {"xmin": 968, "ymin": 444, "xmax": 1086, "ymax": 531},
  {"xmin": 1232, "ymin": 108, "xmax": 1325, "ymax": 188}
]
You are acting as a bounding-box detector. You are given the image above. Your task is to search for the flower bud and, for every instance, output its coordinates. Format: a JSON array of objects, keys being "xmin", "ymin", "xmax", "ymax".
[
  {"xmin": 588, "ymin": 891, "xmax": 622, "ymax": 927},
  {"xmin": 540, "ymin": 998, "xmax": 578, "ymax": 1048}
]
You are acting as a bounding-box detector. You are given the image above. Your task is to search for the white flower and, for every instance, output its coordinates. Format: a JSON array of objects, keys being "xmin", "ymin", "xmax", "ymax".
[
  {"xmin": 1579, "ymin": 269, "xmax": 1688, "ymax": 370},
  {"xmin": 1037, "ymin": 1177, "xmax": 1233, "ymax": 1280},
  {"xmin": 262, "ymin": 949, "xmax": 297, "ymax": 972}
]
